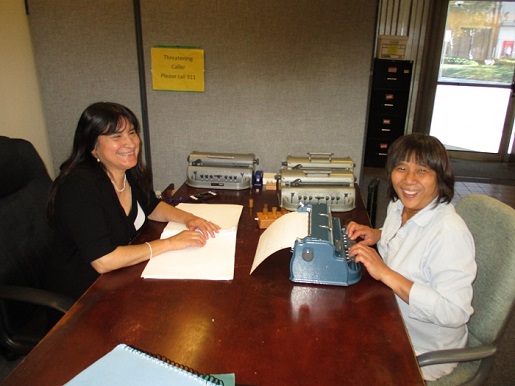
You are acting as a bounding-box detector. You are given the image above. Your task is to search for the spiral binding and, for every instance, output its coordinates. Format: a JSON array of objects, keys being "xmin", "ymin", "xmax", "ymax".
[{"xmin": 127, "ymin": 345, "xmax": 224, "ymax": 385}]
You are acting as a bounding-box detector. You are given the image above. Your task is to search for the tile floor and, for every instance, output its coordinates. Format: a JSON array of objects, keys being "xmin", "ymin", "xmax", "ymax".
[{"xmin": 453, "ymin": 180, "xmax": 515, "ymax": 208}]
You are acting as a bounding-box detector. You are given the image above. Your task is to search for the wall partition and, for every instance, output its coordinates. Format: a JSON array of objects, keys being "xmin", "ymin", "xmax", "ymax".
[{"xmin": 28, "ymin": 0, "xmax": 378, "ymax": 190}]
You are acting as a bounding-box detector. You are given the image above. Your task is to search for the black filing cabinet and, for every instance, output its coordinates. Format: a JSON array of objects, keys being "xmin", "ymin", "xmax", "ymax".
[{"xmin": 364, "ymin": 59, "xmax": 413, "ymax": 167}]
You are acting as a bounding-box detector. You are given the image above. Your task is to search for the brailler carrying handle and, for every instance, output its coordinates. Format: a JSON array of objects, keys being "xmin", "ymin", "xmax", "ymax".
[{"xmin": 307, "ymin": 152, "xmax": 334, "ymax": 162}]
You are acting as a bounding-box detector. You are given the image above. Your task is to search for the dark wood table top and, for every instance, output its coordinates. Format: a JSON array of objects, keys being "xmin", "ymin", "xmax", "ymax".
[{"xmin": 5, "ymin": 184, "xmax": 423, "ymax": 385}]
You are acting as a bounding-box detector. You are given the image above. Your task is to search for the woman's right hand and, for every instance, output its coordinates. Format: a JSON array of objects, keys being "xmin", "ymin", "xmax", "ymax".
[
  {"xmin": 346, "ymin": 221, "xmax": 381, "ymax": 246},
  {"xmin": 166, "ymin": 229, "xmax": 208, "ymax": 250}
]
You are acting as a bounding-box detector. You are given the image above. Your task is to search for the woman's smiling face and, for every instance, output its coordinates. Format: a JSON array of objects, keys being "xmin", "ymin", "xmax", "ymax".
[
  {"xmin": 391, "ymin": 157, "xmax": 439, "ymax": 216},
  {"xmin": 92, "ymin": 119, "xmax": 140, "ymax": 174}
]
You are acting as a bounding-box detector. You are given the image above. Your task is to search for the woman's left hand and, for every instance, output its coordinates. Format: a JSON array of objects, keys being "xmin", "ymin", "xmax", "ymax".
[
  {"xmin": 349, "ymin": 242, "xmax": 413, "ymax": 303},
  {"xmin": 185, "ymin": 216, "xmax": 221, "ymax": 238},
  {"xmin": 349, "ymin": 243, "xmax": 389, "ymax": 282}
]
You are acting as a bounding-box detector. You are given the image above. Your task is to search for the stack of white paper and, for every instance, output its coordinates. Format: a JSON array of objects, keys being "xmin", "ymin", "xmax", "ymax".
[{"xmin": 141, "ymin": 203, "xmax": 243, "ymax": 280}]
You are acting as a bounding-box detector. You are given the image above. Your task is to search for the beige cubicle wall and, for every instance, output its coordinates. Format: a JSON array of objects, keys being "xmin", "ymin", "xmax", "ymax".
[{"xmin": 28, "ymin": 0, "xmax": 378, "ymax": 190}]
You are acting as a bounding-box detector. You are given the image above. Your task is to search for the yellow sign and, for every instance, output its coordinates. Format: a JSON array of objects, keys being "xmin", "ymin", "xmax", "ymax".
[
  {"xmin": 151, "ymin": 46, "xmax": 205, "ymax": 92},
  {"xmin": 377, "ymin": 36, "xmax": 408, "ymax": 60}
]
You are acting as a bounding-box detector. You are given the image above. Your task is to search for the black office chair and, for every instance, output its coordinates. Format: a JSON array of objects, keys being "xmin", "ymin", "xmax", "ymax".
[
  {"xmin": 0, "ymin": 136, "xmax": 74, "ymax": 360},
  {"xmin": 366, "ymin": 177, "xmax": 381, "ymax": 228},
  {"xmin": 418, "ymin": 194, "xmax": 515, "ymax": 385}
]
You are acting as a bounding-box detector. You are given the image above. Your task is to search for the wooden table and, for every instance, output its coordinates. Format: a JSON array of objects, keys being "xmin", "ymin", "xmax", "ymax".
[{"xmin": 4, "ymin": 184, "xmax": 424, "ymax": 385}]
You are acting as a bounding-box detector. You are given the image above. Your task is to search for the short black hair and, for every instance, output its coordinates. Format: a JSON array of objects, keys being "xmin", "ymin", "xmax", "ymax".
[{"xmin": 385, "ymin": 134, "xmax": 454, "ymax": 204}]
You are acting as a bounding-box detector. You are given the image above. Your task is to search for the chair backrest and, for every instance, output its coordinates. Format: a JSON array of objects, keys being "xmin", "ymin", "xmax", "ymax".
[
  {"xmin": 455, "ymin": 194, "xmax": 515, "ymax": 347},
  {"xmin": 0, "ymin": 136, "xmax": 53, "ymax": 334}
]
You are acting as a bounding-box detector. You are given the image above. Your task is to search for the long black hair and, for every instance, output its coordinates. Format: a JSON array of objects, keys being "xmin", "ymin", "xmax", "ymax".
[
  {"xmin": 47, "ymin": 102, "xmax": 152, "ymax": 218},
  {"xmin": 385, "ymin": 133, "xmax": 454, "ymax": 204}
]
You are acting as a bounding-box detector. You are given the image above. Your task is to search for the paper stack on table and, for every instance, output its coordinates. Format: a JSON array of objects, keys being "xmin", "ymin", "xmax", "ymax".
[{"xmin": 141, "ymin": 203, "xmax": 243, "ymax": 280}]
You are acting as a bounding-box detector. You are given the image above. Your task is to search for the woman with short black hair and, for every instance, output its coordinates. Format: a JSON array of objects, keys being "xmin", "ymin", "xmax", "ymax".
[{"xmin": 347, "ymin": 133, "xmax": 476, "ymax": 381}]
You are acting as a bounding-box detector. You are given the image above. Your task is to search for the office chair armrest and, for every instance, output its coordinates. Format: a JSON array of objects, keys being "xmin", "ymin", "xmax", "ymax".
[
  {"xmin": 0, "ymin": 285, "xmax": 74, "ymax": 314},
  {"xmin": 417, "ymin": 345, "xmax": 497, "ymax": 367}
]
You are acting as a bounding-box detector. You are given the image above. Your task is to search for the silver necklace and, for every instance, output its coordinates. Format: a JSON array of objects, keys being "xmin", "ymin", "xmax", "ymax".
[{"xmin": 111, "ymin": 174, "xmax": 127, "ymax": 193}]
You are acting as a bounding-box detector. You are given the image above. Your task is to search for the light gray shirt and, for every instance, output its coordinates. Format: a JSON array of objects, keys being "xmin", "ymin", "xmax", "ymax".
[{"xmin": 378, "ymin": 198, "xmax": 476, "ymax": 381}]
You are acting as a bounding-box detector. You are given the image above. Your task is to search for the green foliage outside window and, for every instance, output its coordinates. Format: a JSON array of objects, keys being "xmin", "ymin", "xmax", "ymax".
[{"xmin": 440, "ymin": 57, "xmax": 515, "ymax": 84}]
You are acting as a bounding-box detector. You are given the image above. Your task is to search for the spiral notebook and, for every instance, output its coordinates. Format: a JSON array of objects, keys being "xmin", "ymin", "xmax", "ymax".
[{"xmin": 65, "ymin": 344, "xmax": 235, "ymax": 385}]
